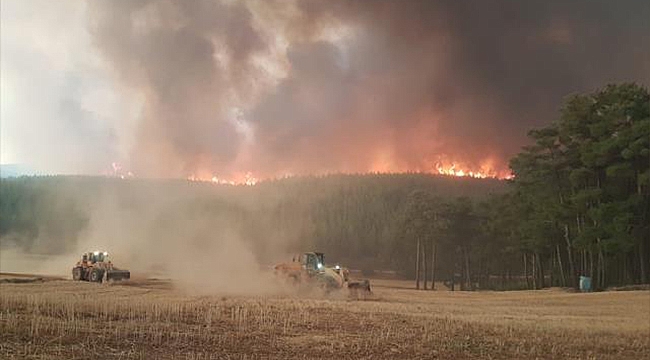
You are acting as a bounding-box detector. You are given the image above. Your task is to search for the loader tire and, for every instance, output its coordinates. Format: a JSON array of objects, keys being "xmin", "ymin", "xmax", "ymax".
[
  {"xmin": 72, "ymin": 267, "xmax": 82, "ymax": 281},
  {"xmin": 90, "ymin": 269, "xmax": 103, "ymax": 283}
]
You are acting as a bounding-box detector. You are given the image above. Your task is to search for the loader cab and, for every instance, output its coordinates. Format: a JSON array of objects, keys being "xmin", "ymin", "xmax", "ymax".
[
  {"xmin": 86, "ymin": 251, "xmax": 108, "ymax": 264},
  {"xmin": 301, "ymin": 252, "xmax": 325, "ymax": 272}
]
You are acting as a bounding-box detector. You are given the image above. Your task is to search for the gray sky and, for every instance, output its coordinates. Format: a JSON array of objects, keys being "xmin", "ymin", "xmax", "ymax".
[{"xmin": 2, "ymin": 0, "xmax": 648, "ymax": 179}]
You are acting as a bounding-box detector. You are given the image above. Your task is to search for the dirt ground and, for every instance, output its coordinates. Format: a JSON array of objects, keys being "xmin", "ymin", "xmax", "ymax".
[{"xmin": 1, "ymin": 276, "xmax": 648, "ymax": 359}]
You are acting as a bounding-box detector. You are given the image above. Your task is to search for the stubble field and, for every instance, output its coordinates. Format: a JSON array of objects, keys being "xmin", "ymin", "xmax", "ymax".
[{"xmin": 1, "ymin": 276, "xmax": 648, "ymax": 359}]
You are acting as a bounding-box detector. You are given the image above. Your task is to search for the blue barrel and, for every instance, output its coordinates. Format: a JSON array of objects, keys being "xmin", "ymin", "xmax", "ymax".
[{"xmin": 579, "ymin": 276, "xmax": 592, "ymax": 292}]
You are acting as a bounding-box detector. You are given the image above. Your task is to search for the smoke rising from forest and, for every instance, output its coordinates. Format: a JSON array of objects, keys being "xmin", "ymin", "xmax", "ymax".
[
  {"xmin": 3, "ymin": 0, "xmax": 648, "ymax": 178},
  {"xmin": 1, "ymin": 0, "xmax": 650, "ymax": 180}
]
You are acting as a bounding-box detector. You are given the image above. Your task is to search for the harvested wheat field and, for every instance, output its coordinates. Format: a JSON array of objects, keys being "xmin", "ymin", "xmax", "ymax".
[{"xmin": 1, "ymin": 277, "xmax": 649, "ymax": 359}]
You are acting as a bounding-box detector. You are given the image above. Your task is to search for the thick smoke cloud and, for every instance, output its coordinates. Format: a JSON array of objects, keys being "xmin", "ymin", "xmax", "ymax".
[
  {"xmin": 86, "ymin": 0, "xmax": 269, "ymax": 177},
  {"xmin": 248, "ymin": 0, "xmax": 650, "ymax": 175},
  {"xmin": 3, "ymin": 0, "xmax": 649, "ymax": 178},
  {"xmin": 0, "ymin": 0, "xmax": 127, "ymax": 174}
]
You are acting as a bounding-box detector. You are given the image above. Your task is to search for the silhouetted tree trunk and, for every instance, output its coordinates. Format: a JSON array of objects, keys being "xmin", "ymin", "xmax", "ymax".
[
  {"xmin": 423, "ymin": 241, "xmax": 428, "ymax": 290},
  {"xmin": 463, "ymin": 246, "xmax": 471, "ymax": 290},
  {"xmin": 472, "ymin": 257, "xmax": 485, "ymax": 288},
  {"xmin": 524, "ymin": 254, "xmax": 531, "ymax": 289},
  {"xmin": 415, "ymin": 238, "xmax": 421, "ymax": 290},
  {"xmin": 589, "ymin": 250, "xmax": 594, "ymax": 280},
  {"xmin": 635, "ymin": 241, "xmax": 648, "ymax": 284},
  {"xmin": 430, "ymin": 243, "xmax": 437, "ymax": 290},
  {"xmin": 622, "ymin": 254, "xmax": 628, "ymax": 285},
  {"xmin": 537, "ymin": 253, "xmax": 545, "ymax": 288},
  {"xmin": 637, "ymin": 170, "xmax": 647, "ymax": 284},
  {"xmin": 532, "ymin": 253, "xmax": 538, "ymax": 290},
  {"xmin": 596, "ymin": 238, "xmax": 605, "ymax": 289},
  {"xmin": 556, "ymin": 243, "xmax": 566, "ymax": 287},
  {"xmin": 600, "ymin": 248, "xmax": 606, "ymax": 288},
  {"xmin": 550, "ymin": 251, "xmax": 555, "ymax": 287}
]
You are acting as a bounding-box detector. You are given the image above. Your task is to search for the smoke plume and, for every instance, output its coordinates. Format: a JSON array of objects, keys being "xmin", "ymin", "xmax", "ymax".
[
  {"xmin": 0, "ymin": 181, "xmax": 296, "ymax": 295},
  {"xmin": 3, "ymin": 0, "xmax": 649, "ymax": 178}
]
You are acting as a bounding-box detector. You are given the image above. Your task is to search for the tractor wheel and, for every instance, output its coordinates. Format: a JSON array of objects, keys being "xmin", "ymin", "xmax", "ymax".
[
  {"xmin": 89, "ymin": 269, "xmax": 103, "ymax": 283},
  {"xmin": 72, "ymin": 267, "xmax": 82, "ymax": 281},
  {"xmin": 316, "ymin": 275, "xmax": 337, "ymax": 293}
]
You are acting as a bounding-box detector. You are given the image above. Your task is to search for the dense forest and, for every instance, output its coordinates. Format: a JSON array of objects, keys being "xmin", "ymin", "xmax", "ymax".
[
  {"xmin": 398, "ymin": 83, "xmax": 649, "ymax": 290},
  {"xmin": 1, "ymin": 83, "xmax": 648, "ymax": 290},
  {"xmin": 505, "ymin": 83, "xmax": 649, "ymax": 289}
]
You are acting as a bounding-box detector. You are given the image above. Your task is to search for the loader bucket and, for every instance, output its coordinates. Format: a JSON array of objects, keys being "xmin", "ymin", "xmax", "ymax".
[{"xmin": 106, "ymin": 269, "xmax": 130, "ymax": 281}]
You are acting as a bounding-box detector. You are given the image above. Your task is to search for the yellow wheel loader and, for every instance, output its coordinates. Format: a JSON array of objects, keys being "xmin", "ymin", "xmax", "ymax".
[
  {"xmin": 274, "ymin": 252, "xmax": 371, "ymax": 295},
  {"xmin": 72, "ymin": 251, "xmax": 130, "ymax": 283}
]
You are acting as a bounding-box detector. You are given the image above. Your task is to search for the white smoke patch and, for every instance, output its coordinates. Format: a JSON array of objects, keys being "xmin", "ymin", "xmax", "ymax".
[
  {"xmin": 0, "ymin": 247, "xmax": 77, "ymax": 277},
  {"xmin": 0, "ymin": 0, "xmax": 137, "ymax": 174}
]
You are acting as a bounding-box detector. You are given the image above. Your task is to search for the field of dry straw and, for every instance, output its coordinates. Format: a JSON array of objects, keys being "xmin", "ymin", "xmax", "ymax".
[{"xmin": 1, "ymin": 277, "xmax": 648, "ymax": 359}]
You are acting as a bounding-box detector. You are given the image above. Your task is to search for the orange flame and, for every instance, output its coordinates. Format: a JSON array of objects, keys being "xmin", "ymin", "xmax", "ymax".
[
  {"xmin": 178, "ymin": 155, "xmax": 513, "ymax": 184},
  {"xmin": 187, "ymin": 172, "xmax": 258, "ymax": 186},
  {"xmin": 368, "ymin": 152, "xmax": 511, "ymax": 179},
  {"xmin": 436, "ymin": 164, "xmax": 487, "ymax": 178},
  {"xmin": 429, "ymin": 155, "xmax": 514, "ymax": 179}
]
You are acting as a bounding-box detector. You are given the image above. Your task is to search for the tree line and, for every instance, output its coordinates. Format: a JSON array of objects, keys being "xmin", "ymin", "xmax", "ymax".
[
  {"xmin": 402, "ymin": 83, "xmax": 649, "ymax": 291},
  {"xmin": 507, "ymin": 83, "xmax": 649, "ymax": 289}
]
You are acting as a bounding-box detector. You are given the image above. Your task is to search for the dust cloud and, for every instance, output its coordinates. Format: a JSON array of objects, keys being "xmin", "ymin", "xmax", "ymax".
[
  {"xmin": 0, "ymin": 182, "xmax": 300, "ymax": 296},
  {"xmin": 0, "ymin": 248, "xmax": 77, "ymax": 277}
]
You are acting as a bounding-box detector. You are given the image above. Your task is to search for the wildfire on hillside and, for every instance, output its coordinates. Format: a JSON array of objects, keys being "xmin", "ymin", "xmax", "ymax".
[
  {"xmin": 111, "ymin": 151, "xmax": 513, "ymax": 186},
  {"xmin": 187, "ymin": 172, "xmax": 259, "ymax": 186},
  {"xmin": 368, "ymin": 155, "xmax": 512, "ymax": 180},
  {"xmin": 434, "ymin": 164, "xmax": 512, "ymax": 179},
  {"xmin": 183, "ymin": 162, "xmax": 512, "ymax": 186}
]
